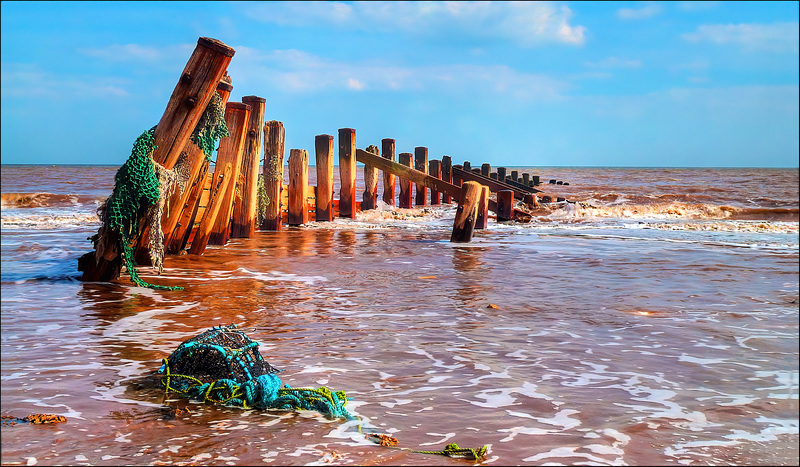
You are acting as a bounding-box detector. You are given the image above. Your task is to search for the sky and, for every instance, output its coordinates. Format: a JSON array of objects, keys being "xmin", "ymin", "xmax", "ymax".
[{"xmin": 1, "ymin": 1, "xmax": 798, "ymax": 167}]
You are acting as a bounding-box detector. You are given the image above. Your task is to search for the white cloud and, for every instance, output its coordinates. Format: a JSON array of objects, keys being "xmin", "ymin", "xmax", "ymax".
[
  {"xmin": 682, "ymin": 22, "xmax": 800, "ymax": 53},
  {"xmin": 617, "ymin": 3, "xmax": 663, "ymax": 20},
  {"xmin": 79, "ymin": 43, "xmax": 194, "ymax": 65},
  {"xmin": 585, "ymin": 57, "xmax": 642, "ymax": 69},
  {"xmin": 241, "ymin": 1, "xmax": 586, "ymax": 46},
  {"xmin": 1, "ymin": 64, "xmax": 130, "ymax": 99},
  {"xmin": 228, "ymin": 47, "xmax": 568, "ymax": 100}
]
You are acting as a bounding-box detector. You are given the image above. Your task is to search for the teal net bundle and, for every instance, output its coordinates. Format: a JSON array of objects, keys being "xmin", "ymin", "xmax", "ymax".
[
  {"xmin": 91, "ymin": 92, "xmax": 228, "ymax": 290},
  {"xmin": 158, "ymin": 325, "xmax": 353, "ymax": 419}
]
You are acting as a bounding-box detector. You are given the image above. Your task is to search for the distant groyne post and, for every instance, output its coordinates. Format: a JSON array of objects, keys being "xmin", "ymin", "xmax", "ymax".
[
  {"xmin": 398, "ymin": 152, "xmax": 413, "ymax": 208},
  {"xmin": 362, "ymin": 145, "xmax": 380, "ymax": 210},
  {"xmin": 287, "ymin": 149, "xmax": 309, "ymax": 226},
  {"xmin": 315, "ymin": 134, "xmax": 335, "ymax": 222},
  {"xmin": 441, "ymin": 156, "xmax": 452, "ymax": 203},
  {"xmin": 414, "ymin": 147, "xmax": 428, "ymax": 206},
  {"xmin": 261, "ymin": 120, "xmax": 285, "ymax": 231},
  {"xmin": 338, "ymin": 128, "xmax": 357, "ymax": 219},
  {"xmin": 381, "ymin": 139, "xmax": 396, "ymax": 206}
]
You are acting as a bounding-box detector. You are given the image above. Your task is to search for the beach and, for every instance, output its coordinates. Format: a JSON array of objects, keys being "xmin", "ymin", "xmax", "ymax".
[{"xmin": 1, "ymin": 164, "xmax": 798, "ymax": 466}]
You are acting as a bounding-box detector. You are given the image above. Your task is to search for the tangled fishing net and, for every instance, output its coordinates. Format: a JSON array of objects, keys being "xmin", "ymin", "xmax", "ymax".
[
  {"xmin": 158, "ymin": 325, "xmax": 353, "ymax": 419},
  {"xmin": 91, "ymin": 92, "xmax": 228, "ymax": 290}
]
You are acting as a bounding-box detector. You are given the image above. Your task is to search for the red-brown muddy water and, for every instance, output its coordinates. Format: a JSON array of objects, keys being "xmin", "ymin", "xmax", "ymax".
[{"xmin": 2, "ymin": 165, "xmax": 798, "ymax": 466}]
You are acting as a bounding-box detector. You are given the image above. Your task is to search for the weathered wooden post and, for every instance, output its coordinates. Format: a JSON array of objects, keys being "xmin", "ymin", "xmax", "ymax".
[
  {"xmin": 188, "ymin": 163, "xmax": 233, "ymax": 255},
  {"xmin": 523, "ymin": 193, "xmax": 538, "ymax": 209},
  {"xmin": 490, "ymin": 172, "xmax": 498, "ymax": 180},
  {"xmin": 208, "ymin": 101, "xmax": 251, "ymax": 245},
  {"xmin": 522, "ymin": 173, "xmax": 530, "ymax": 186},
  {"xmin": 315, "ymin": 134, "xmax": 335, "ymax": 221},
  {"xmin": 532, "ymin": 175, "xmax": 540, "ymax": 186},
  {"xmin": 497, "ymin": 167, "xmax": 507, "ymax": 182},
  {"xmin": 338, "ymin": 128, "xmax": 357, "ymax": 218},
  {"xmin": 288, "ymin": 149, "xmax": 309, "ymax": 226},
  {"xmin": 510, "ymin": 170, "xmax": 519, "ymax": 182},
  {"xmin": 450, "ymin": 181, "xmax": 482, "ymax": 243},
  {"xmin": 163, "ymin": 77, "xmax": 234, "ymax": 254},
  {"xmin": 231, "ymin": 95, "xmax": 265, "ymax": 238},
  {"xmin": 496, "ymin": 189, "xmax": 514, "ymax": 221},
  {"xmin": 441, "ymin": 155, "xmax": 452, "ymax": 203},
  {"xmin": 261, "ymin": 121, "xmax": 285, "ymax": 231},
  {"xmin": 381, "ymin": 138, "xmax": 396, "ymax": 206},
  {"xmin": 475, "ymin": 185, "xmax": 489, "ymax": 229},
  {"xmin": 414, "ymin": 147, "xmax": 428, "ymax": 206},
  {"xmin": 429, "ymin": 159, "xmax": 442, "ymax": 205},
  {"xmin": 81, "ymin": 37, "xmax": 235, "ymax": 282},
  {"xmin": 462, "ymin": 161, "xmax": 471, "ymax": 171},
  {"xmin": 398, "ymin": 152, "xmax": 413, "ymax": 208},
  {"xmin": 481, "ymin": 163, "xmax": 491, "ymax": 177},
  {"xmin": 362, "ymin": 145, "xmax": 379, "ymax": 210}
]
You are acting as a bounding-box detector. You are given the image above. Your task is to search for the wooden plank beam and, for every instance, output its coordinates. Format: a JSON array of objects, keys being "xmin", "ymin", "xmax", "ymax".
[
  {"xmin": 452, "ymin": 166, "xmax": 541, "ymax": 199},
  {"xmin": 355, "ymin": 148, "xmax": 462, "ymax": 201}
]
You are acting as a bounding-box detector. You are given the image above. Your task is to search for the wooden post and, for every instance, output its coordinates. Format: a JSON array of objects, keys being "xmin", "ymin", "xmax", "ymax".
[
  {"xmin": 414, "ymin": 147, "xmax": 428, "ymax": 206},
  {"xmin": 188, "ymin": 163, "xmax": 233, "ymax": 255},
  {"xmin": 288, "ymin": 149, "xmax": 309, "ymax": 226},
  {"xmin": 522, "ymin": 173, "xmax": 530, "ymax": 186},
  {"xmin": 398, "ymin": 152, "xmax": 413, "ymax": 208},
  {"xmin": 230, "ymin": 95, "xmax": 265, "ymax": 238},
  {"xmin": 163, "ymin": 78, "xmax": 233, "ymax": 254},
  {"xmin": 490, "ymin": 172, "xmax": 498, "ymax": 180},
  {"xmin": 510, "ymin": 170, "xmax": 519, "ymax": 182},
  {"xmin": 381, "ymin": 138, "xmax": 396, "ymax": 206},
  {"xmin": 497, "ymin": 167, "xmax": 507, "ymax": 182},
  {"xmin": 429, "ymin": 159, "xmax": 441, "ymax": 205},
  {"xmin": 362, "ymin": 145, "xmax": 379, "ymax": 210},
  {"xmin": 338, "ymin": 128, "xmax": 357, "ymax": 218},
  {"xmin": 496, "ymin": 189, "xmax": 514, "ymax": 221},
  {"xmin": 533, "ymin": 175, "xmax": 540, "ymax": 186},
  {"xmin": 450, "ymin": 181, "xmax": 481, "ymax": 243},
  {"xmin": 523, "ymin": 193, "xmax": 538, "ymax": 209},
  {"xmin": 481, "ymin": 163, "xmax": 491, "ymax": 177},
  {"xmin": 441, "ymin": 155, "xmax": 452, "ymax": 203},
  {"xmin": 475, "ymin": 185, "xmax": 489, "ymax": 229},
  {"xmin": 315, "ymin": 134, "xmax": 335, "ymax": 221},
  {"xmin": 81, "ymin": 37, "xmax": 235, "ymax": 282},
  {"xmin": 462, "ymin": 161, "xmax": 471, "ymax": 171},
  {"xmin": 207, "ymin": 101, "xmax": 251, "ymax": 245},
  {"xmin": 261, "ymin": 121, "xmax": 285, "ymax": 230}
]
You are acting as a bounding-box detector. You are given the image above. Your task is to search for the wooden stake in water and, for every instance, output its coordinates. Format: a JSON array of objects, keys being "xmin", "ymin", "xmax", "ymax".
[
  {"xmin": 441, "ymin": 155, "xmax": 452, "ymax": 203},
  {"xmin": 315, "ymin": 134, "xmax": 335, "ymax": 222},
  {"xmin": 362, "ymin": 145, "xmax": 379, "ymax": 210},
  {"xmin": 231, "ymin": 95, "xmax": 265, "ymax": 238},
  {"xmin": 398, "ymin": 152, "xmax": 413, "ymax": 209},
  {"xmin": 429, "ymin": 159, "xmax": 442, "ymax": 205},
  {"xmin": 382, "ymin": 139, "xmax": 396, "ymax": 206},
  {"xmin": 338, "ymin": 128, "xmax": 357, "ymax": 218},
  {"xmin": 288, "ymin": 149, "xmax": 309, "ymax": 226},
  {"xmin": 451, "ymin": 181, "xmax": 482, "ymax": 243},
  {"xmin": 475, "ymin": 185, "xmax": 489, "ymax": 229},
  {"xmin": 261, "ymin": 120, "xmax": 285, "ymax": 231},
  {"xmin": 414, "ymin": 147, "xmax": 428, "ymax": 206},
  {"xmin": 496, "ymin": 190, "xmax": 514, "ymax": 222}
]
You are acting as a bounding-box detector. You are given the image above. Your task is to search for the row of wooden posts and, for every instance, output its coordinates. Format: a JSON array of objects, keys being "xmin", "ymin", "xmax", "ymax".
[{"xmin": 78, "ymin": 37, "xmax": 563, "ymax": 284}]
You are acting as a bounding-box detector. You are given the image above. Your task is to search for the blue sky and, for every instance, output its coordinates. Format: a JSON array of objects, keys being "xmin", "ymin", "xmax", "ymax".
[{"xmin": 2, "ymin": 1, "xmax": 798, "ymax": 167}]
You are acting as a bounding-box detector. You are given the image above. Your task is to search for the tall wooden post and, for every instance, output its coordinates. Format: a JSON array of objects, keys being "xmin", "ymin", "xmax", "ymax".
[
  {"xmin": 522, "ymin": 173, "xmax": 530, "ymax": 186},
  {"xmin": 496, "ymin": 190, "xmax": 514, "ymax": 221},
  {"xmin": 481, "ymin": 163, "xmax": 491, "ymax": 177},
  {"xmin": 441, "ymin": 155, "xmax": 452, "ymax": 203},
  {"xmin": 497, "ymin": 167, "xmax": 507, "ymax": 182},
  {"xmin": 475, "ymin": 185, "xmax": 489, "ymax": 229},
  {"xmin": 231, "ymin": 95, "xmax": 265, "ymax": 238},
  {"xmin": 381, "ymin": 139, "xmax": 396, "ymax": 206},
  {"xmin": 163, "ymin": 78, "xmax": 233, "ymax": 255},
  {"xmin": 261, "ymin": 120, "xmax": 285, "ymax": 231},
  {"xmin": 81, "ymin": 37, "xmax": 235, "ymax": 282},
  {"xmin": 315, "ymin": 134, "xmax": 335, "ymax": 221},
  {"xmin": 398, "ymin": 152, "xmax": 413, "ymax": 208},
  {"xmin": 288, "ymin": 149, "xmax": 309, "ymax": 226},
  {"xmin": 414, "ymin": 147, "xmax": 428, "ymax": 206},
  {"xmin": 188, "ymin": 163, "xmax": 233, "ymax": 255},
  {"xmin": 208, "ymin": 101, "xmax": 251, "ymax": 246},
  {"xmin": 451, "ymin": 181, "xmax": 481, "ymax": 243},
  {"xmin": 362, "ymin": 145, "xmax": 379, "ymax": 210},
  {"xmin": 338, "ymin": 128, "xmax": 357, "ymax": 218},
  {"xmin": 429, "ymin": 160, "xmax": 442, "ymax": 205}
]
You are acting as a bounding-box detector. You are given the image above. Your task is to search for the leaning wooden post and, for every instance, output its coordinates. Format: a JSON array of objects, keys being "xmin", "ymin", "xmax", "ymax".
[
  {"xmin": 261, "ymin": 121, "xmax": 285, "ymax": 231},
  {"xmin": 481, "ymin": 163, "xmax": 491, "ymax": 177},
  {"xmin": 398, "ymin": 152, "xmax": 413, "ymax": 208},
  {"xmin": 287, "ymin": 149, "xmax": 309, "ymax": 226},
  {"xmin": 231, "ymin": 95, "xmax": 265, "ymax": 238},
  {"xmin": 429, "ymin": 159, "xmax": 442, "ymax": 205},
  {"xmin": 81, "ymin": 37, "xmax": 235, "ymax": 282},
  {"xmin": 207, "ymin": 101, "xmax": 251, "ymax": 245},
  {"xmin": 450, "ymin": 181, "xmax": 482, "ymax": 243},
  {"xmin": 475, "ymin": 185, "xmax": 489, "ymax": 229},
  {"xmin": 362, "ymin": 145, "xmax": 379, "ymax": 210},
  {"xmin": 496, "ymin": 189, "xmax": 514, "ymax": 222},
  {"xmin": 414, "ymin": 147, "xmax": 428, "ymax": 206},
  {"xmin": 441, "ymin": 155, "xmax": 452, "ymax": 203},
  {"xmin": 315, "ymin": 134, "xmax": 335, "ymax": 221},
  {"xmin": 338, "ymin": 128, "xmax": 357, "ymax": 218},
  {"xmin": 188, "ymin": 163, "xmax": 233, "ymax": 255},
  {"xmin": 381, "ymin": 139, "xmax": 396, "ymax": 206}
]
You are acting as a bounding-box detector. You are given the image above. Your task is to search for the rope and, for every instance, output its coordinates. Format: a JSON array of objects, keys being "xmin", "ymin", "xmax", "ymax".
[{"xmin": 359, "ymin": 425, "xmax": 488, "ymax": 461}]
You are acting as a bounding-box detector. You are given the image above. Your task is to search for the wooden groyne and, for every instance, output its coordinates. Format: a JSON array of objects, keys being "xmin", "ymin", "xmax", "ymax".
[{"xmin": 78, "ymin": 36, "xmax": 570, "ymax": 286}]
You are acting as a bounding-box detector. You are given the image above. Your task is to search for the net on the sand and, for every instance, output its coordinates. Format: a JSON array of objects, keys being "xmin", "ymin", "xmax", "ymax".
[{"xmin": 158, "ymin": 325, "xmax": 353, "ymax": 420}]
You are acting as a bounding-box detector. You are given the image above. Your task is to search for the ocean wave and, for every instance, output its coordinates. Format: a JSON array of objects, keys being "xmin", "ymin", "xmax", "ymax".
[
  {"xmin": 1, "ymin": 192, "xmax": 104, "ymax": 209},
  {"xmin": 1, "ymin": 213, "xmax": 100, "ymax": 229},
  {"xmin": 535, "ymin": 201, "xmax": 799, "ymax": 223}
]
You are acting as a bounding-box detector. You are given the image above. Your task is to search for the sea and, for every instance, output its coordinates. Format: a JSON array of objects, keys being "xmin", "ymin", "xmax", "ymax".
[{"xmin": 1, "ymin": 164, "xmax": 798, "ymax": 466}]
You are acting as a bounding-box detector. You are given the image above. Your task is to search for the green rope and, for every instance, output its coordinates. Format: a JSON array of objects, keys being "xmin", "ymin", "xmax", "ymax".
[{"xmin": 359, "ymin": 425, "xmax": 488, "ymax": 462}]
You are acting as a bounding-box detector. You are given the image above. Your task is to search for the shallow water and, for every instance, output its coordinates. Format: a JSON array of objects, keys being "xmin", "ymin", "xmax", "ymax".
[{"xmin": 1, "ymin": 165, "xmax": 798, "ymax": 466}]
